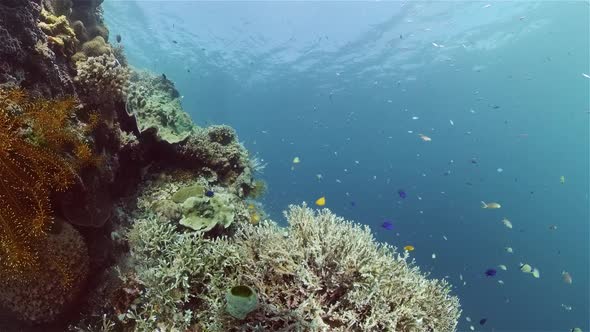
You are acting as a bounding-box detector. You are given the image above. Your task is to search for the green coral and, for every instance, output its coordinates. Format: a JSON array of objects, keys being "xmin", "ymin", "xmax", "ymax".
[
  {"xmin": 38, "ymin": 9, "xmax": 78, "ymax": 57},
  {"xmin": 179, "ymin": 192, "xmax": 236, "ymax": 232},
  {"xmin": 72, "ymin": 36, "xmax": 111, "ymax": 62},
  {"xmin": 171, "ymin": 184, "xmax": 205, "ymax": 203}
]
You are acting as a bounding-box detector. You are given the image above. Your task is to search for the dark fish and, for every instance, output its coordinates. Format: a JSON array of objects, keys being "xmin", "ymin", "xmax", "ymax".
[
  {"xmin": 400, "ymin": 34, "xmax": 403, "ymax": 39},
  {"xmin": 397, "ymin": 189, "xmax": 407, "ymax": 199},
  {"xmin": 162, "ymin": 73, "xmax": 167, "ymax": 80},
  {"xmin": 116, "ymin": 34, "xmax": 121, "ymax": 43},
  {"xmin": 471, "ymin": 158, "xmax": 478, "ymax": 164},
  {"xmin": 350, "ymin": 201, "xmax": 356, "ymax": 207},
  {"xmin": 479, "ymin": 318, "xmax": 487, "ymax": 325},
  {"xmin": 465, "ymin": 182, "xmax": 473, "ymax": 186},
  {"xmin": 187, "ymin": 69, "xmax": 191, "ymax": 73},
  {"xmin": 381, "ymin": 220, "xmax": 394, "ymax": 230},
  {"xmin": 492, "ymin": 105, "xmax": 500, "ymax": 109},
  {"xmin": 484, "ymin": 268, "xmax": 497, "ymax": 277},
  {"xmin": 172, "ymin": 40, "xmax": 178, "ymax": 44},
  {"xmin": 205, "ymin": 190, "xmax": 214, "ymax": 197}
]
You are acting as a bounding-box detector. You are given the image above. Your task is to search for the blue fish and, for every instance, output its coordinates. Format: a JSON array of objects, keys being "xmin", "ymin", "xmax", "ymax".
[
  {"xmin": 484, "ymin": 268, "xmax": 497, "ymax": 277},
  {"xmin": 205, "ymin": 190, "xmax": 215, "ymax": 197},
  {"xmin": 381, "ymin": 220, "xmax": 394, "ymax": 230},
  {"xmin": 479, "ymin": 318, "xmax": 487, "ymax": 325},
  {"xmin": 350, "ymin": 201, "xmax": 356, "ymax": 207},
  {"xmin": 397, "ymin": 190, "xmax": 407, "ymax": 199}
]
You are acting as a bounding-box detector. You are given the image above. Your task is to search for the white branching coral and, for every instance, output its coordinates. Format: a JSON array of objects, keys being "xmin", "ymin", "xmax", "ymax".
[
  {"xmin": 124, "ymin": 203, "xmax": 461, "ymax": 332},
  {"xmin": 74, "ymin": 54, "xmax": 130, "ymax": 104}
]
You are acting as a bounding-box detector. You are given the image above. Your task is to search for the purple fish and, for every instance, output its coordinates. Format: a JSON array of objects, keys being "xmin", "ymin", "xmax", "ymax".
[
  {"xmin": 381, "ymin": 220, "xmax": 394, "ymax": 230},
  {"xmin": 484, "ymin": 268, "xmax": 497, "ymax": 277},
  {"xmin": 397, "ymin": 189, "xmax": 407, "ymax": 199}
]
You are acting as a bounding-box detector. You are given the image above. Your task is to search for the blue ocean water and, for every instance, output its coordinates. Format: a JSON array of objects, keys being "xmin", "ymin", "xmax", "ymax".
[{"xmin": 104, "ymin": 1, "xmax": 589, "ymax": 331}]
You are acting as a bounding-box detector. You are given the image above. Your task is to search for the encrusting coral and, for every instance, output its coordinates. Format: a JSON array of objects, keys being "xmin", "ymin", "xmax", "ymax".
[{"xmin": 117, "ymin": 200, "xmax": 460, "ymax": 331}]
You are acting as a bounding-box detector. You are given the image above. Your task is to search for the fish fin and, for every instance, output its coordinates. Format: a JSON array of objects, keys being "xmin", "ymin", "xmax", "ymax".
[{"xmin": 480, "ymin": 201, "xmax": 487, "ymax": 208}]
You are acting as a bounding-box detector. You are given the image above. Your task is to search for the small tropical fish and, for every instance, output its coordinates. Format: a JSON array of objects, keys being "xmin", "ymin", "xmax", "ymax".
[
  {"xmin": 481, "ymin": 201, "xmax": 501, "ymax": 209},
  {"xmin": 498, "ymin": 264, "xmax": 507, "ymax": 271},
  {"xmin": 418, "ymin": 134, "xmax": 432, "ymax": 142},
  {"xmin": 404, "ymin": 245, "xmax": 415, "ymax": 251},
  {"xmin": 449, "ymin": 119, "xmax": 454, "ymax": 126},
  {"xmin": 205, "ymin": 190, "xmax": 215, "ymax": 197},
  {"xmin": 560, "ymin": 175, "xmax": 565, "ymax": 184},
  {"xmin": 116, "ymin": 34, "xmax": 122, "ymax": 43},
  {"xmin": 520, "ymin": 263, "xmax": 532, "ymax": 273},
  {"xmin": 549, "ymin": 224, "xmax": 558, "ymax": 230},
  {"xmin": 466, "ymin": 316, "xmax": 471, "ymax": 322},
  {"xmin": 571, "ymin": 327, "xmax": 582, "ymax": 332},
  {"xmin": 315, "ymin": 196, "xmax": 326, "ymax": 206},
  {"xmin": 479, "ymin": 318, "xmax": 487, "ymax": 325},
  {"xmin": 583, "ymin": 73, "xmax": 590, "ymax": 79},
  {"xmin": 501, "ymin": 218, "xmax": 513, "ymax": 229},
  {"xmin": 381, "ymin": 221, "xmax": 394, "ymax": 230},
  {"xmin": 484, "ymin": 268, "xmax": 497, "ymax": 277},
  {"xmin": 398, "ymin": 189, "xmax": 407, "ymax": 199},
  {"xmin": 532, "ymin": 268, "xmax": 540, "ymax": 278},
  {"xmin": 505, "ymin": 247, "xmax": 513, "ymax": 253},
  {"xmin": 498, "ymin": 280, "xmax": 504, "ymax": 285},
  {"xmin": 248, "ymin": 204, "xmax": 255, "ymax": 210},
  {"xmin": 316, "ymin": 174, "xmax": 323, "ymax": 180},
  {"xmin": 293, "ymin": 156, "xmax": 300, "ymax": 164},
  {"xmin": 562, "ymin": 271, "xmax": 573, "ymax": 284},
  {"xmin": 250, "ymin": 213, "xmax": 260, "ymax": 225}
]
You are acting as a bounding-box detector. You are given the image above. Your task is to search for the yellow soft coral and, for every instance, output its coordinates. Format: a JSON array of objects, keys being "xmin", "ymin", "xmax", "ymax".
[{"xmin": 0, "ymin": 89, "xmax": 92, "ymax": 282}]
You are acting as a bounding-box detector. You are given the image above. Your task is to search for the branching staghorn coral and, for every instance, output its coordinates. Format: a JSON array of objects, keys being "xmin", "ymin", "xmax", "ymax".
[{"xmin": 123, "ymin": 202, "xmax": 461, "ymax": 331}]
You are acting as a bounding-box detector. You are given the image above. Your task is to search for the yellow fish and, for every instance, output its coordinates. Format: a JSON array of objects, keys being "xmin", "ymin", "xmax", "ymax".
[
  {"xmin": 315, "ymin": 196, "xmax": 326, "ymax": 206},
  {"xmin": 481, "ymin": 201, "xmax": 501, "ymax": 209},
  {"xmin": 250, "ymin": 213, "xmax": 260, "ymax": 225},
  {"xmin": 404, "ymin": 245, "xmax": 415, "ymax": 251},
  {"xmin": 293, "ymin": 156, "xmax": 300, "ymax": 164},
  {"xmin": 560, "ymin": 175, "xmax": 565, "ymax": 184},
  {"xmin": 418, "ymin": 134, "xmax": 432, "ymax": 142}
]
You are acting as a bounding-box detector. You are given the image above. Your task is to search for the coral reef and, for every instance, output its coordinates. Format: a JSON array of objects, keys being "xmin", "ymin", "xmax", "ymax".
[
  {"xmin": 0, "ymin": 88, "xmax": 94, "ymax": 323},
  {"xmin": 74, "ymin": 53, "xmax": 130, "ymax": 104},
  {"xmin": 118, "ymin": 203, "xmax": 460, "ymax": 331},
  {"xmin": 0, "ymin": 222, "xmax": 89, "ymax": 323},
  {"xmin": 0, "ymin": 0, "xmax": 75, "ymax": 96},
  {"xmin": 177, "ymin": 125, "xmax": 250, "ymax": 185},
  {"xmin": 0, "ymin": 1, "xmax": 462, "ymax": 331},
  {"xmin": 126, "ymin": 70, "xmax": 195, "ymax": 143},
  {"xmin": 38, "ymin": 8, "xmax": 78, "ymax": 58}
]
